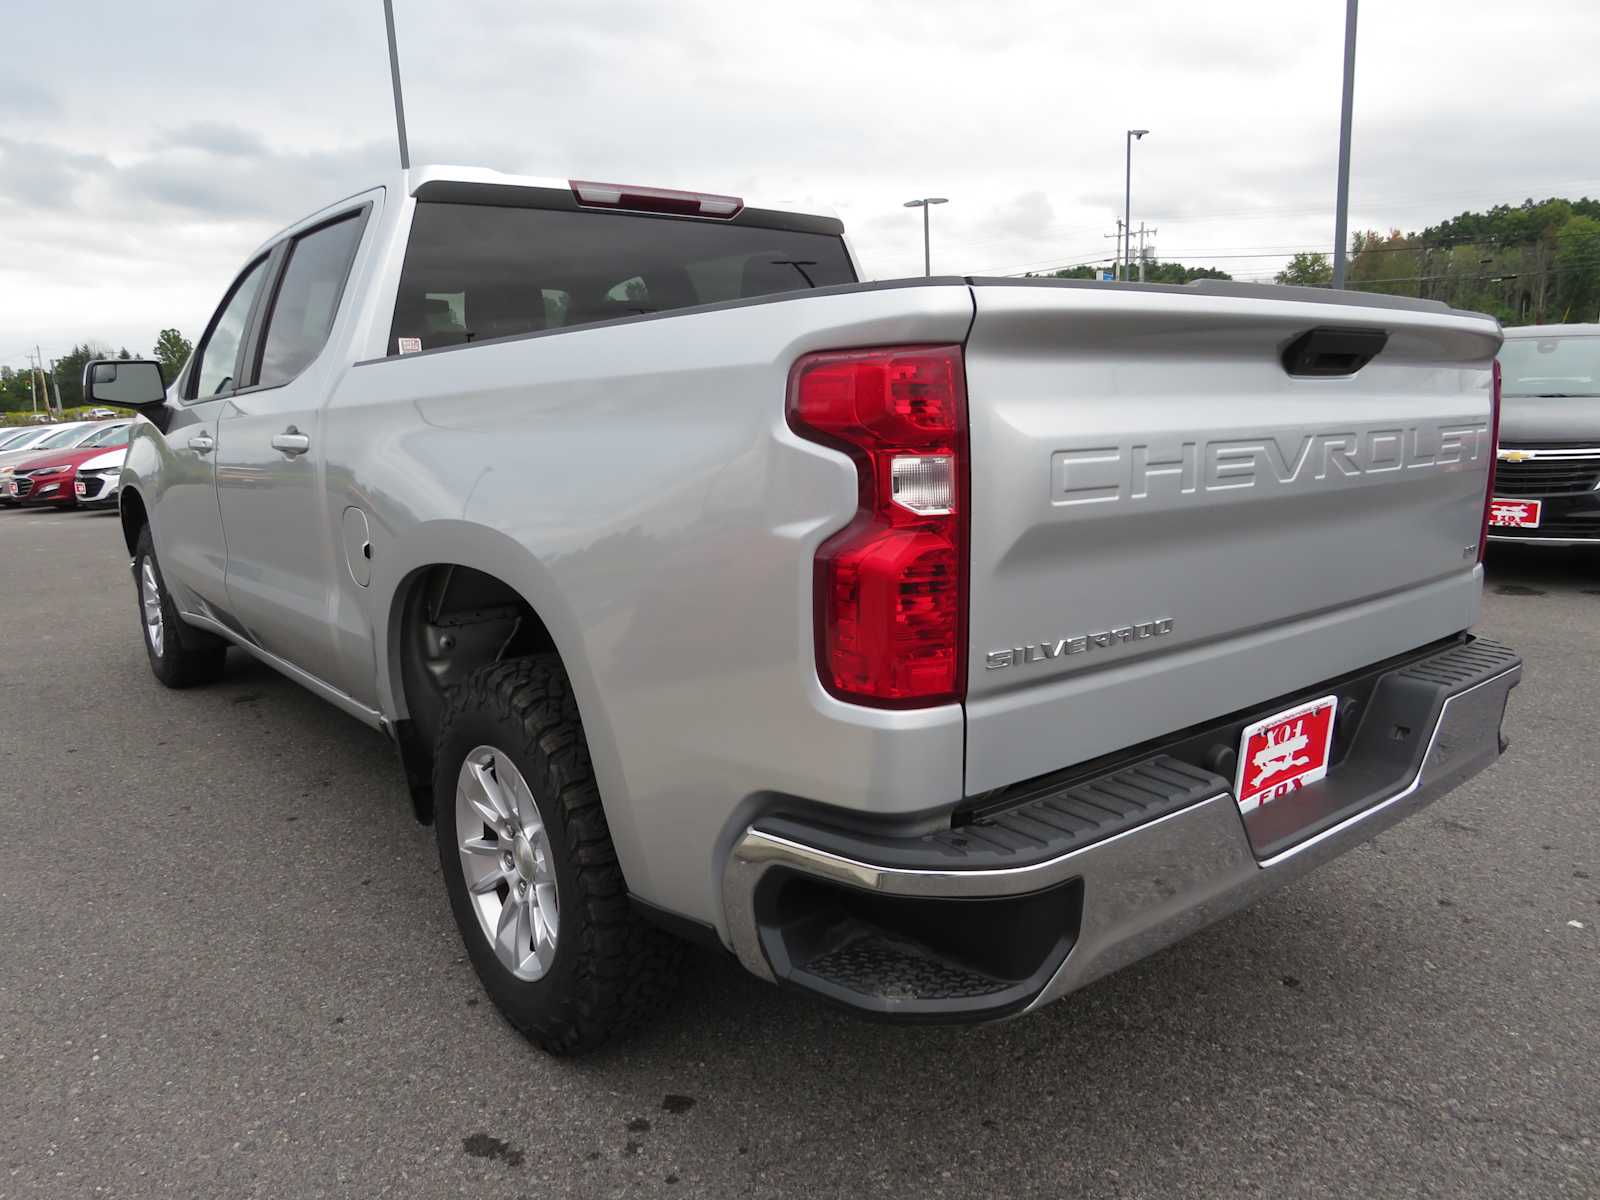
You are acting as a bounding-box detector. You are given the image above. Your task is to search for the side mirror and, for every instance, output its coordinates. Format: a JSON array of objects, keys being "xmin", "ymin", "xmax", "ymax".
[{"xmin": 83, "ymin": 359, "xmax": 167, "ymax": 409}]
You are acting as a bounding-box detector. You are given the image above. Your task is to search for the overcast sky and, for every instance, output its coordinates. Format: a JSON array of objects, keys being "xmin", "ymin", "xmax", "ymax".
[{"xmin": 3, "ymin": 0, "xmax": 1597, "ymax": 368}]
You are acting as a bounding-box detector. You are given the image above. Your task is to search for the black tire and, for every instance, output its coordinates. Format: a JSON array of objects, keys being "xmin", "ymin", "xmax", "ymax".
[
  {"xmin": 132, "ymin": 525, "xmax": 228, "ymax": 688},
  {"xmin": 433, "ymin": 655, "xmax": 682, "ymax": 1055}
]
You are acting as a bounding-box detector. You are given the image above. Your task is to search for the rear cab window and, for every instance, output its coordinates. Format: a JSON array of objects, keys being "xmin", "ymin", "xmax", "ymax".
[{"xmin": 387, "ymin": 190, "xmax": 857, "ymax": 355}]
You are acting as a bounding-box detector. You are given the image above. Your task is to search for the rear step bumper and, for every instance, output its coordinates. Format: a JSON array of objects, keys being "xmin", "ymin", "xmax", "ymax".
[{"xmin": 721, "ymin": 639, "xmax": 1521, "ymax": 1022}]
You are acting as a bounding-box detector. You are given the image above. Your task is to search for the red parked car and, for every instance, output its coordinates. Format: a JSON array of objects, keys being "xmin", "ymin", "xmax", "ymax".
[{"xmin": 4, "ymin": 422, "xmax": 131, "ymax": 509}]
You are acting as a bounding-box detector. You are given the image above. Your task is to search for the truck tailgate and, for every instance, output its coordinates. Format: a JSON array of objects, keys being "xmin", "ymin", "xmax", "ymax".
[{"xmin": 961, "ymin": 280, "xmax": 1502, "ymax": 794}]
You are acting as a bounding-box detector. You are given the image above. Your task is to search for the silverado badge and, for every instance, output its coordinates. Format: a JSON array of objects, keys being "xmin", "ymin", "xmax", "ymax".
[{"xmin": 986, "ymin": 618, "xmax": 1174, "ymax": 670}]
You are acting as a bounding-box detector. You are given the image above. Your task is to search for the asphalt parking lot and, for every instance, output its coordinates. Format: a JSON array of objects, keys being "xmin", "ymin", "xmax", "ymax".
[{"xmin": 1, "ymin": 510, "xmax": 1596, "ymax": 1199}]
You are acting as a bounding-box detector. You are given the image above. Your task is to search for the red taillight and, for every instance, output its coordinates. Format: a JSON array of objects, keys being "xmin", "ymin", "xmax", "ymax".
[
  {"xmin": 1479, "ymin": 358, "xmax": 1502, "ymax": 563},
  {"xmin": 569, "ymin": 180, "xmax": 742, "ymax": 219},
  {"xmin": 787, "ymin": 345, "xmax": 967, "ymax": 707}
]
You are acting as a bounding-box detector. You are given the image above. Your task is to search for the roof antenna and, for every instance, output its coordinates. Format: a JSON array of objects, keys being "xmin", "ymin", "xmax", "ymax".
[{"xmin": 382, "ymin": 0, "xmax": 411, "ymax": 169}]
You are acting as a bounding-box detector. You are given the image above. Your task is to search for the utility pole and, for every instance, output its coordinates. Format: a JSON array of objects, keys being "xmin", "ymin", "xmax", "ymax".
[
  {"xmin": 26, "ymin": 351, "xmax": 37, "ymax": 414},
  {"xmin": 37, "ymin": 346, "xmax": 56, "ymax": 415},
  {"xmin": 1331, "ymin": 0, "xmax": 1358, "ymax": 288},
  {"xmin": 1124, "ymin": 129, "xmax": 1149, "ymax": 281},
  {"xmin": 1136, "ymin": 223, "xmax": 1158, "ymax": 283},
  {"xmin": 1106, "ymin": 220, "xmax": 1125, "ymax": 281},
  {"xmin": 382, "ymin": 0, "xmax": 411, "ymax": 169}
]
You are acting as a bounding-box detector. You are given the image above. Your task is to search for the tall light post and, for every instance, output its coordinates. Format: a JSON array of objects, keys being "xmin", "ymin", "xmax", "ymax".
[
  {"xmin": 1124, "ymin": 129, "xmax": 1149, "ymax": 281},
  {"xmin": 381, "ymin": 0, "xmax": 411, "ymax": 169},
  {"xmin": 1331, "ymin": 0, "xmax": 1358, "ymax": 288},
  {"xmin": 903, "ymin": 197, "xmax": 949, "ymax": 277}
]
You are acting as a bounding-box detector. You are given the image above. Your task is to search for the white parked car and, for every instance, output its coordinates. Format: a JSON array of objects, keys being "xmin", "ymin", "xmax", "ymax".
[{"xmin": 72, "ymin": 444, "xmax": 129, "ymax": 508}]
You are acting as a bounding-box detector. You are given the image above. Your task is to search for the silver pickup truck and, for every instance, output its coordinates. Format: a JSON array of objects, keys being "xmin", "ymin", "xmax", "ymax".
[{"xmin": 86, "ymin": 166, "xmax": 1521, "ymax": 1054}]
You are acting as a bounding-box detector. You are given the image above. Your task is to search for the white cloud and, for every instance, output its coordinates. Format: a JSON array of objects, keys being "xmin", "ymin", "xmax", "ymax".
[{"xmin": 2, "ymin": 0, "xmax": 1598, "ymax": 363}]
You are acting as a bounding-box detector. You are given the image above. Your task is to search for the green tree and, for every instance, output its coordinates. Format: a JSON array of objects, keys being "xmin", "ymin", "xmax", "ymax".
[
  {"xmin": 1553, "ymin": 215, "xmax": 1600, "ymax": 322},
  {"xmin": 0, "ymin": 365, "xmax": 28, "ymax": 414},
  {"xmin": 1028, "ymin": 260, "xmax": 1232, "ymax": 283},
  {"xmin": 1275, "ymin": 252, "xmax": 1333, "ymax": 287},
  {"xmin": 50, "ymin": 342, "xmax": 113, "ymax": 410},
  {"xmin": 1136, "ymin": 260, "xmax": 1233, "ymax": 284},
  {"xmin": 154, "ymin": 328, "xmax": 193, "ymax": 380}
]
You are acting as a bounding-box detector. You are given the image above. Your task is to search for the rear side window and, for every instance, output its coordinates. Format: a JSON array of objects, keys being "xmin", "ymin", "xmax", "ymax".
[
  {"xmin": 256, "ymin": 211, "xmax": 366, "ymax": 388},
  {"xmin": 388, "ymin": 202, "xmax": 857, "ymax": 355}
]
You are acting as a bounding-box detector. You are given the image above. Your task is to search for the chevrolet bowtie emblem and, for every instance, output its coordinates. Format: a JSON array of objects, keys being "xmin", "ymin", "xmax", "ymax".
[{"xmin": 1500, "ymin": 449, "xmax": 1530, "ymax": 463}]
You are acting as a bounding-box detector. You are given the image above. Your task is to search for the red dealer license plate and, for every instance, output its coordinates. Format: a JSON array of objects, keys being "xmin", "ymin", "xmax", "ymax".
[
  {"xmin": 1489, "ymin": 498, "xmax": 1541, "ymax": 529},
  {"xmin": 1234, "ymin": 695, "xmax": 1337, "ymax": 814},
  {"xmin": 74, "ymin": 481, "xmax": 86, "ymax": 496}
]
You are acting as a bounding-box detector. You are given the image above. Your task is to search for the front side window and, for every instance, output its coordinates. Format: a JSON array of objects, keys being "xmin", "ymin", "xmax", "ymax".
[
  {"xmin": 256, "ymin": 212, "xmax": 366, "ymax": 388},
  {"xmin": 191, "ymin": 257, "xmax": 268, "ymax": 399},
  {"xmin": 388, "ymin": 202, "xmax": 857, "ymax": 355}
]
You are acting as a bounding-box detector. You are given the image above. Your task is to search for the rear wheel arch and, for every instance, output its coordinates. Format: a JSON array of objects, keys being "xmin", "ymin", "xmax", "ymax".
[
  {"xmin": 386, "ymin": 561, "xmax": 564, "ymax": 821},
  {"xmin": 119, "ymin": 487, "xmax": 149, "ymax": 556}
]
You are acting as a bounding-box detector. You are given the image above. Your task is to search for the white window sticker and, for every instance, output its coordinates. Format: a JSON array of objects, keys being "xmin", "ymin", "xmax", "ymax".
[{"xmin": 397, "ymin": 336, "xmax": 423, "ymax": 355}]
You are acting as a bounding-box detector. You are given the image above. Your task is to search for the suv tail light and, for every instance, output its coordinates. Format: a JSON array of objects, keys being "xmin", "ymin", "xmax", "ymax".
[
  {"xmin": 1478, "ymin": 358, "xmax": 1502, "ymax": 563},
  {"xmin": 787, "ymin": 345, "xmax": 968, "ymax": 707}
]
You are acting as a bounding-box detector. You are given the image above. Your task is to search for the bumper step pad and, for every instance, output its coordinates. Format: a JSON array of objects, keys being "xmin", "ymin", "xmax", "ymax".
[
  {"xmin": 756, "ymin": 755, "xmax": 1226, "ymax": 873},
  {"xmin": 806, "ymin": 936, "xmax": 1017, "ymax": 1002}
]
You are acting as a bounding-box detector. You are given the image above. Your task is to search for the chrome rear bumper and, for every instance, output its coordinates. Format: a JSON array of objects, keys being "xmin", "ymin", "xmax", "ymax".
[{"xmin": 721, "ymin": 647, "xmax": 1520, "ymax": 1019}]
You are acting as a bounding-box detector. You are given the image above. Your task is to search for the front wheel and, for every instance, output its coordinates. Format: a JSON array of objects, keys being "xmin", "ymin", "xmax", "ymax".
[
  {"xmin": 433, "ymin": 656, "xmax": 682, "ymax": 1054},
  {"xmin": 132, "ymin": 525, "xmax": 227, "ymax": 688}
]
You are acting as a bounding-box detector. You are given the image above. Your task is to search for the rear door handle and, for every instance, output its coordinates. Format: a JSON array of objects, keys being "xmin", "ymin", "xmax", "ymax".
[
  {"xmin": 271, "ymin": 428, "xmax": 311, "ymax": 457},
  {"xmin": 188, "ymin": 433, "xmax": 215, "ymax": 455}
]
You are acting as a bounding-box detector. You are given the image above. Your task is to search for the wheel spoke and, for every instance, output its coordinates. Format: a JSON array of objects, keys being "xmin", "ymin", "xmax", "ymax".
[
  {"xmin": 477, "ymin": 760, "xmax": 517, "ymax": 821},
  {"xmin": 461, "ymin": 761, "xmax": 510, "ymax": 828},
  {"xmin": 496, "ymin": 892, "xmax": 529, "ymax": 963},
  {"xmin": 460, "ymin": 835, "xmax": 501, "ymax": 858},
  {"xmin": 466, "ymin": 866, "xmax": 506, "ymax": 896},
  {"xmin": 535, "ymin": 883, "xmax": 559, "ymax": 943}
]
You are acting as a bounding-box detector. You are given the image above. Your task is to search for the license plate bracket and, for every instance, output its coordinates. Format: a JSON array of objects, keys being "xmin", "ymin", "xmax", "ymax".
[
  {"xmin": 1489, "ymin": 497, "xmax": 1542, "ymax": 529},
  {"xmin": 1234, "ymin": 695, "xmax": 1338, "ymax": 815}
]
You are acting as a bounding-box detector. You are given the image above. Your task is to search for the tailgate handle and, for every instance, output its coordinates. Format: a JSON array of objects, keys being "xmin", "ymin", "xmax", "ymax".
[{"xmin": 1281, "ymin": 327, "xmax": 1388, "ymax": 377}]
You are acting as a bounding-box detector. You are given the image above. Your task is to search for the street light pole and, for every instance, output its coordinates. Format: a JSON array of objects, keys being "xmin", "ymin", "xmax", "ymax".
[
  {"xmin": 1331, "ymin": 0, "xmax": 1358, "ymax": 288},
  {"xmin": 382, "ymin": 0, "xmax": 411, "ymax": 169},
  {"xmin": 1124, "ymin": 129, "xmax": 1148, "ymax": 281},
  {"xmin": 903, "ymin": 197, "xmax": 949, "ymax": 277}
]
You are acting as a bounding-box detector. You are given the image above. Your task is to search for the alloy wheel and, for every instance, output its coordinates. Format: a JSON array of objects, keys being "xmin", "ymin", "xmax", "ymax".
[{"xmin": 455, "ymin": 745, "xmax": 560, "ymax": 981}]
